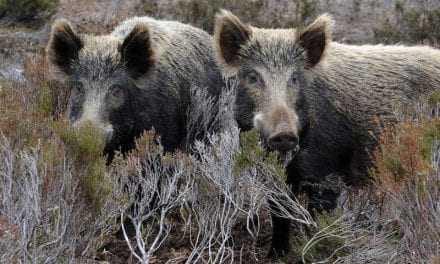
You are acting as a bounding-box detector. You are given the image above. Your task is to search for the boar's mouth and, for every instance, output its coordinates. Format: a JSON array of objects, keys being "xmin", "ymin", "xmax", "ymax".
[
  {"xmin": 260, "ymin": 136, "xmax": 300, "ymax": 167},
  {"xmin": 277, "ymin": 146, "xmax": 300, "ymax": 167}
]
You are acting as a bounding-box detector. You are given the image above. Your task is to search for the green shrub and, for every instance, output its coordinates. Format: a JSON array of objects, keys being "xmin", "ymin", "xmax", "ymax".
[
  {"xmin": 233, "ymin": 130, "xmax": 286, "ymax": 182},
  {"xmin": 287, "ymin": 209, "xmax": 348, "ymax": 263},
  {"xmin": 0, "ymin": 0, "xmax": 58, "ymax": 26},
  {"xmin": 36, "ymin": 82, "xmax": 53, "ymax": 116},
  {"xmin": 373, "ymin": 18, "xmax": 403, "ymax": 44},
  {"xmin": 143, "ymin": 1, "xmax": 159, "ymax": 16},
  {"xmin": 55, "ymin": 121, "xmax": 111, "ymax": 210},
  {"xmin": 297, "ymin": 0, "xmax": 318, "ymax": 23},
  {"xmin": 420, "ymin": 121, "xmax": 440, "ymax": 161},
  {"xmin": 140, "ymin": 0, "xmax": 318, "ymax": 32},
  {"xmin": 173, "ymin": 0, "xmax": 263, "ymax": 32},
  {"xmin": 428, "ymin": 91, "xmax": 440, "ymax": 108},
  {"xmin": 374, "ymin": 6, "xmax": 440, "ymax": 45},
  {"xmin": 395, "ymin": 0, "xmax": 404, "ymax": 13}
]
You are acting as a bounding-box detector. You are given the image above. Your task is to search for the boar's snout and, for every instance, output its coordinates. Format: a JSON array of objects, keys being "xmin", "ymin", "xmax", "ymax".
[{"xmin": 268, "ymin": 131, "xmax": 298, "ymax": 152}]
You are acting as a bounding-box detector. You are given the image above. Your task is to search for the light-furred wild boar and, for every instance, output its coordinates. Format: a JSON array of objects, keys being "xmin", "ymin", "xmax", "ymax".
[
  {"xmin": 214, "ymin": 10, "xmax": 440, "ymax": 258},
  {"xmin": 47, "ymin": 17, "xmax": 222, "ymax": 160}
]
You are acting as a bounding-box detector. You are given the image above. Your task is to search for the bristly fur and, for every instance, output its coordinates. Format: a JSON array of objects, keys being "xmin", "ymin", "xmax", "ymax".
[
  {"xmin": 214, "ymin": 9, "xmax": 252, "ymax": 71},
  {"xmin": 120, "ymin": 24, "xmax": 155, "ymax": 78},
  {"xmin": 296, "ymin": 14, "xmax": 333, "ymax": 68},
  {"xmin": 47, "ymin": 19, "xmax": 83, "ymax": 77}
]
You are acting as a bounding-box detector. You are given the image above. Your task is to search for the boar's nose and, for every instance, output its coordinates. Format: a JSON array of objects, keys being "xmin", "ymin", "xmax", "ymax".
[{"xmin": 268, "ymin": 132, "xmax": 298, "ymax": 152}]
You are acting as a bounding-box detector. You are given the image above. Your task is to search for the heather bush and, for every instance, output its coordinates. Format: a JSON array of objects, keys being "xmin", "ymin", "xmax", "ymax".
[
  {"xmin": 366, "ymin": 100, "xmax": 440, "ymax": 263},
  {"xmin": 0, "ymin": 55, "xmax": 123, "ymax": 263},
  {"xmin": 0, "ymin": 124, "xmax": 123, "ymax": 263}
]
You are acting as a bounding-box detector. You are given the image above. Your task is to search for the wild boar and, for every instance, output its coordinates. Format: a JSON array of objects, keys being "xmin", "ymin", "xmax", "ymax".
[
  {"xmin": 47, "ymin": 17, "xmax": 222, "ymax": 159},
  {"xmin": 213, "ymin": 10, "xmax": 440, "ymax": 257}
]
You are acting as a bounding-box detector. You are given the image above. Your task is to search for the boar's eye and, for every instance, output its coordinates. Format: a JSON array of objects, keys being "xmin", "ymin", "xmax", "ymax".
[
  {"xmin": 244, "ymin": 70, "xmax": 261, "ymax": 86},
  {"xmin": 70, "ymin": 80, "xmax": 84, "ymax": 94},
  {"xmin": 289, "ymin": 72, "xmax": 299, "ymax": 86},
  {"xmin": 109, "ymin": 84, "xmax": 126, "ymax": 98}
]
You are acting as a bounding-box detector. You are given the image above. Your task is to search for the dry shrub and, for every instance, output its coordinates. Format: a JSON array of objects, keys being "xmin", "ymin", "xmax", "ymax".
[
  {"xmin": 370, "ymin": 99, "xmax": 440, "ymax": 263},
  {"xmin": 23, "ymin": 52, "xmax": 70, "ymax": 118},
  {"xmin": 108, "ymin": 130, "xmax": 194, "ymax": 263},
  {"xmin": 0, "ymin": 131, "xmax": 122, "ymax": 263},
  {"xmin": 432, "ymin": 256, "xmax": 440, "ymax": 264},
  {"xmin": 373, "ymin": 119, "xmax": 439, "ymax": 193},
  {"xmin": 0, "ymin": 51, "xmax": 69, "ymax": 147},
  {"xmin": 1, "ymin": 49, "xmax": 109, "ymax": 210},
  {"xmin": 0, "ymin": 80, "xmax": 52, "ymax": 148},
  {"xmin": 294, "ymin": 99, "xmax": 440, "ymax": 264},
  {"xmin": 0, "ymin": 215, "xmax": 18, "ymax": 240},
  {"xmin": 100, "ymin": 83, "xmax": 314, "ymax": 263},
  {"xmin": 0, "ymin": 49, "xmax": 122, "ymax": 262},
  {"xmin": 283, "ymin": 186, "xmax": 400, "ymax": 264}
]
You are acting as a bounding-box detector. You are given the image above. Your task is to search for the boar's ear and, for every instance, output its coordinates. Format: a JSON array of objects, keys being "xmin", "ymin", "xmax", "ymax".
[
  {"xmin": 120, "ymin": 24, "xmax": 155, "ymax": 78},
  {"xmin": 47, "ymin": 19, "xmax": 83, "ymax": 75},
  {"xmin": 214, "ymin": 10, "xmax": 251, "ymax": 68},
  {"xmin": 297, "ymin": 14, "xmax": 333, "ymax": 68}
]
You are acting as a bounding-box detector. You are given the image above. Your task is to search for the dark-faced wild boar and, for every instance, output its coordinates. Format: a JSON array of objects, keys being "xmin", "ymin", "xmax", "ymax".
[
  {"xmin": 47, "ymin": 17, "xmax": 222, "ymax": 159},
  {"xmin": 214, "ymin": 10, "xmax": 440, "ymax": 257}
]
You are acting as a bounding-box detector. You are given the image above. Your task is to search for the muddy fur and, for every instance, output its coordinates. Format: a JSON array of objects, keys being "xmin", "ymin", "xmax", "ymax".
[
  {"xmin": 47, "ymin": 17, "xmax": 222, "ymax": 158},
  {"xmin": 214, "ymin": 10, "xmax": 440, "ymax": 258}
]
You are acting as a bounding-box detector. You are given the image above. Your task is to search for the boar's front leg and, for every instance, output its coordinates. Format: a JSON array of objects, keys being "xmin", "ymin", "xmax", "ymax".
[
  {"xmin": 268, "ymin": 153, "xmax": 343, "ymax": 259},
  {"xmin": 268, "ymin": 201, "xmax": 292, "ymax": 259}
]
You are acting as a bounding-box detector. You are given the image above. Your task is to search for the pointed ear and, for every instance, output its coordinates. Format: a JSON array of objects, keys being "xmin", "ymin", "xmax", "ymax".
[
  {"xmin": 297, "ymin": 14, "xmax": 333, "ymax": 68},
  {"xmin": 120, "ymin": 24, "xmax": 155, "ymax": 78},
  {"xmin": 47, "ymin": 19, "xmax": 83, "ymax": 75},
  {"xmin": 214, "ymin": 10, "xmax": 251, "ymax": 67}
]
